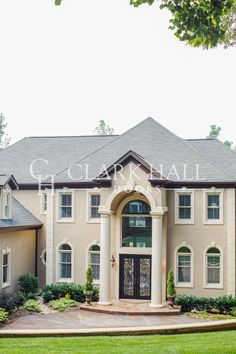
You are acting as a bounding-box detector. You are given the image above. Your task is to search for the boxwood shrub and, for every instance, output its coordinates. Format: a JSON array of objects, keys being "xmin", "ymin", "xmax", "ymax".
[
  {"xmin": 42, "ymin": 283, "xmax": 99, "ymax": 303},
  {"xmin": 175, "ymin": 295, "xmax": 236, "ymax": 314}
]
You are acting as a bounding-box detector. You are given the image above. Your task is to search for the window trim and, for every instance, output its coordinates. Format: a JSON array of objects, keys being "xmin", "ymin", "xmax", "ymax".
[
  {"xmin": 203, "ymin": 189, "xmax": 224, "ymax": 225},
  {"xmin": 40, "ymin": 249, "xmax": 47, "ymax": 266},
  {"xmin": 2, "ymin": 247, "xmax": 11, "ymax": 288},
  {"xmin": 204, "ymin": 245, "xmax": 223, "ymax": 289},
  {"xmin": 40, "ymin": 192, "xmax": 48, "ymax": 215},
  {"xmin": 1, "ymin": 188, "xmax": 12, "ymax": 220},
  {"xmin": 86, "ymin": 191, "xmax": 101, "ymax": 224},
  {"xmin": 56, "ymin": 241, "xmax": 74, "ymax": 283},
  {"xmin": 175, "ymin": 190, "xmax": 194, "ymax": 224},
  {"xmin": 174, "ymin": 244, "xmax": 194, "ymax": 288},
  {"xmin": 57, "ymin": 190, "xmax": 74, "ymax": 223},
  {"xmin": 87, "ymin": 242, "xmax": 100, "ymax": 285}
]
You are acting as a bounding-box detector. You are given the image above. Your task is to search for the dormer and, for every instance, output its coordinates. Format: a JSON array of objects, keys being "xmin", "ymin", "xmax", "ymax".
[{"xmin": 0, "ymin": 174, "xmax": 18, "ymax": 220}]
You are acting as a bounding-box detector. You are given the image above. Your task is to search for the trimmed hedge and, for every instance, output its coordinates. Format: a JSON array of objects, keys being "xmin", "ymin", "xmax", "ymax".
[
  {"xmin": 42, "ymin": 283, "xmax": 99, "ymax": 303},
  {"xmin": 175, "ymin": 295, "xmax": 236, "ymax": 314}
]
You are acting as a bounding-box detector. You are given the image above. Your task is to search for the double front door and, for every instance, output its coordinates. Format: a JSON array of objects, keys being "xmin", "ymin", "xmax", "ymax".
[{"xmin": 119, "ymin": 254, "xmax": 151, "ymax": 300}]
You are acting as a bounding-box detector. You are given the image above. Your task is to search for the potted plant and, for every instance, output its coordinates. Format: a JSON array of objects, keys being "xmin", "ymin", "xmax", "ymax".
[
  {"xmin": 167, "ymin": 269, "xmax": 176, "ymax": 308},
  {"xmin": 84, "ymin": 266, "xmax": 93, "ymax": 306}
]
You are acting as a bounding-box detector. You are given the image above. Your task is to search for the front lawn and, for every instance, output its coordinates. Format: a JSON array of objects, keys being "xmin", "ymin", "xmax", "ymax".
[{"xmin": 1, "ymin": 331, "xmax": 236, "ymax": 353}]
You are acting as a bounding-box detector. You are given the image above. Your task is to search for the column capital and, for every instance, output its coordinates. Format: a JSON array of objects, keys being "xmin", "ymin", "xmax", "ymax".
[
  {"xmin": 99, "ymin": 206, "xmax": 113, "ymax": 217},
  {"xmin": 150, "ymin": 207, "xmax": 168, "ymax": 217}
]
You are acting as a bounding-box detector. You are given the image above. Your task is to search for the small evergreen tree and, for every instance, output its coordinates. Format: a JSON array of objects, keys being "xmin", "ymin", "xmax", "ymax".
[
  {"xmin": 85, "ymin": 267, "xmax": 93, "ymax": 293},
  {"xmin": 167, "ymin": 270, "xmax": 176, "ymax": 297}
]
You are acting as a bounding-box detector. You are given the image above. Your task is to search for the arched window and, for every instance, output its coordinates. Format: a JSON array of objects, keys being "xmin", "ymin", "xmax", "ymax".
[
  {"xmin": 205, "ymin": 247, "xmax": 222, "ymax": 287},
  {"xmin": 88, "ymin": 245, "xmax": 100, "ymax": 281},
  {"xmin": 122, "ymin": 200, "xmax": 151, "ymax": 248},
  {"xmin": 58, "ymin": 244, "xmax": 72, "ymax": 280},
  {"xmin": 176, "ymin": 246, "xmax": 193, "ymax": 286}
]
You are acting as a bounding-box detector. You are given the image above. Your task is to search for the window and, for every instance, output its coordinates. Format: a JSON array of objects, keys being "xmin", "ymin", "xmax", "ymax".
[
  {"xmin": 1, "ymin": 191, "xmax": 11, "ymax": 220},
  {"xmin": 58, "ymin": 244, "xmax": 72, "ymax": 281},
  {"xmin": 58, "ymin": 192, "xmax": 73, "ymax": 221},
  {"xmin": 122, "ymin": 200, "xmax": 151, "ymax": 248},
  {"xmin": 176, "ymin": 246, "xmax": 193, "ymax": 287},
  {"xmin": 41, "ymin": 193, "xmax": 47, "ymax": 214},
  {"xmin": 2, "ymin": 248, "xmax": 10, "ymax": 288},
  {"xmin": 175, "ymin": 191, "xmax": 194, "ymax": 224},
  {"xmin": 204, "ymin": 190, "xmax": 223, "ymax": 224},
  {"xmin": 90, "ymin": 194, "xmax": 100, "ymax": 219},
  {"xmin": 205, "ymin": 247, "xmax": 222, "ymax": 288},
  {"xmin": 88, "ymin": 245, "xmax": 100, "ymax": 281}
]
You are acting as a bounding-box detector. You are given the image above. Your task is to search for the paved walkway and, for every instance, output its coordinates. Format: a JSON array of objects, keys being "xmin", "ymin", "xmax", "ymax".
[{"xmin": 5, "ymin": 309, "xmax": 214, "ymax": 330}]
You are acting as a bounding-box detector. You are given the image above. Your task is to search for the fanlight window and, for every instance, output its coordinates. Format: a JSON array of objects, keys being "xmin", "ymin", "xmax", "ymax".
[{"xmin": 122, "ymin": 200, "xmax": 151, "ymax": 248}]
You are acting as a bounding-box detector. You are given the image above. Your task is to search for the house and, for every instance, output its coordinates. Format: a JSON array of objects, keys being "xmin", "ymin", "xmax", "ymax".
[{"xmin": 0, "ymin": 117, "xmax": 235, "ymax": 307}]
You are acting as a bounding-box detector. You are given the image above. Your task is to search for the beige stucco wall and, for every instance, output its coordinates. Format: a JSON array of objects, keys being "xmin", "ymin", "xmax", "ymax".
[
  {"xmin": 167, "ymin": 189, "xmax": 228, "ymax": 297},
  {"xmin": 0, "ymin": 229, "xmax": 36, "ymax": 293}
]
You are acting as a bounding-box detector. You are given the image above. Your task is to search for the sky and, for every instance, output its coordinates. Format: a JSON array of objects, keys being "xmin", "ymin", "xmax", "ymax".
[{"xmin": 0, "ymin": 0, "xmax": 236, "ymax": 144}]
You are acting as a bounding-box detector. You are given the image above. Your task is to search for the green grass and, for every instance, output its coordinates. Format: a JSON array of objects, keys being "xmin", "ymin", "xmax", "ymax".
[{"xmin": 1, "ymin": 331, "xmax": 236, "ymax": 353}]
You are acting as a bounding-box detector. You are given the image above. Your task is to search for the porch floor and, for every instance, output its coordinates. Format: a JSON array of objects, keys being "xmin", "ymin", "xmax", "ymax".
[{"xmin": 80, "ymin": 299, "xmax": 181, "ymax": 316}]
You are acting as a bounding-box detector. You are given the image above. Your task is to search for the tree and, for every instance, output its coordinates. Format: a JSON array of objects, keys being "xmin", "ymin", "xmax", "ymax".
[
  {"xmin": 94, "ymin": 120, "xmax": 114, "ymax": 135},
  {"xmin": 55, "ymin": 0, "xmax": 236, "ymax": 49},
  {"xmin": 207, "ymin": 125, "xmax": 221, "ymax": 139},
  {"xmin": 0, "ymin": 114, "xmax": 10, "ymax": 150}
]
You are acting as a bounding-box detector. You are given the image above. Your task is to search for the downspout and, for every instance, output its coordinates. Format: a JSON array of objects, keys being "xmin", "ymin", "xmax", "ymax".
[{"xmin": 35, "ymin": 228, "xmax": 38, "ymax": 277}]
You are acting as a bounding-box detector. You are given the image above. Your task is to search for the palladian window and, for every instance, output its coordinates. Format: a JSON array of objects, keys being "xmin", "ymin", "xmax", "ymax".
[{"xmin": 122, "ymin": 200, "xmax": 151, "ymax": 248}]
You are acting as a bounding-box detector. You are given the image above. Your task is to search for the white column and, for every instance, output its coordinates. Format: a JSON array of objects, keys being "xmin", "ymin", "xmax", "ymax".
[
  {"xmin": 150, "ymin": 213, "xmax": 163, "ymax": 307},
  {"xmin": 98, "ymin": 212, "xmax": 111, "ymax": 305},
  {"xmin": 46, "ymin": 191, "xmax": 54, "ymax": 284}
]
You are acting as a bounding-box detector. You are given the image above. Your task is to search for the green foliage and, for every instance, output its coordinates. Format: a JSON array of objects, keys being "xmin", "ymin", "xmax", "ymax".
[
  {"xmin": 0, "ymin": 113, "xmax": 10, "ymax": 149},
  {"xmin": 85, "ymin": 267, "xmax": 93, "ymax": 293},
  {"xmin": 55, "ymin": 0, "xmax": 62, "ymax": 5},
  {"xmin": 167, "ymin": 269, "xmax": 176, "ymax": 296},
  {"xmin": 42, "ymin": 283, "xmax": 99, "ymax": 303},
  {"xmin": 49, "ymin": 297, "xmax": 78, "ymax": 312},
  {"xmin": 230, "ymin": 307, "xmax": 236, "ymax": 317},
  {"xmin": 175, "ymin": 294, "xmax": 236, "ymax": 314},
  {"xmin": 0, "ymin": 308, "xmax": 8, "ymax": 323},
  {"xmin": 207, "ymin": 125, "xmax": 221, "ymax": 139},
  {"xmin": 0, "ymin": 293, "xmax": 24, "ymax": 313},
  {"xmin": 94, "ymin": 120, "xmax": 114, "ymax": 135},
  {"xmin": 23, "ymin": 300, "xmax": 41, "ymax": 313},
  {"xmin": 18, "ymin": 274, "xmax": 39, "ymax": 298}
]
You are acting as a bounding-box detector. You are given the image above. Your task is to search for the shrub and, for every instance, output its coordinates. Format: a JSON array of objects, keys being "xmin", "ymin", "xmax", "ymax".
[
  {"xmin": 23, "ymin": 300, "xmax": 41, "ymax": 313},
  {"xmin": 0, "ymin": 308, "xmax": 8, "ymax": 323},
  {"xmin": 0, "ymin": 293, "xmax": 24, "ymax": 313},
  {"xmin": 85, "ymin": 267, "xmax": 93, "ymax": 293},
  {"xmin": 230, "ymin": 307, "xmax": 236, "ymax": 317},
  {"xmin": 18, "ymin": 274, "xmax": 39, "ymax": 297},
  {"xmin": 42, "ymin": 283, "xmax": 99, "ymax": 303},
  {"xmin": 175, "ymin": 295, "xmax": 236, "ymax": 314},
  {"xmin": 49, "ymin": 298, "xmax": 78, "ymax": 312},
  {"xmin": 167, "ymin": 270, "xmax": 176, "ymax": 297}
]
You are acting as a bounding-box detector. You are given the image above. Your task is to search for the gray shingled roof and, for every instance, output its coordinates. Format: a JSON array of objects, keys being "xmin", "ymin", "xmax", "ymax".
[
  {"xmin": 0, "ymin": 174, "xmax": 12, "ymax": 186},
  {"xmin": 0, "ymin": 118, "xmax": 236, "ymax": 184},
  {"xmin": 0, "ymin": 197, "xmax": 42, "ymax": 229}
]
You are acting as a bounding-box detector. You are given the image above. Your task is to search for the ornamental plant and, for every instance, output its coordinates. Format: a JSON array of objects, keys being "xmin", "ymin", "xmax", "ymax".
[
  {"xmin": 167, "ymin": 269, "xmax": 176, "ymax": 297},
  {"xmin": 85, "ymin": 267, "xmax": 93, "ymax": 293}
]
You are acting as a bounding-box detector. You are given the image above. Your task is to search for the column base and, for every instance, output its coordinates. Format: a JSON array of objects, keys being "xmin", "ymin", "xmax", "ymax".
[
  {"xmin": 150, "ymin": 303, "xmax": 164, "ymax": 308},
  {"xmin": 98, "ymin": 301, "xmax": 112, "ymax": 306}
]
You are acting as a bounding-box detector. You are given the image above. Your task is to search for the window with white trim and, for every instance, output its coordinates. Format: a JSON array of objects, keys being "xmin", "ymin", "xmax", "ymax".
[
  {"xmin": 2, "ymin": 248, "xmax": 11, "ymax": 287},
  {"xmin": 175, "ymin": 191, "xmax": 194, "ymax": 224},
  {"xmin": 204, "ymin": 190, "xmax": 223, "ymax": 224},
  {"xmin": 58, "ymin": 193, "xmax": 73, "ymax": 220},
  {"xmin": 89, "ymin": 194, "xmax": 100, "ymax": 219},
  {"xmin": 88, "ymin": 245, "xmax": 100, "ymax": 281},
  {"xmin": 58, "ymin": 244, "xmax": 72, "ymax": 280},
  {"xmin": 1, "ymin": 190, "xmax": 11, "ymax": 220},
  {"xmin": 205, "ymin": 247, "xmax": 222, "ymax": 287},
  {"xmin": 41, "ymin": 193, "xmax": 47, "ymax": 214},
  {"xmin": 176, "ymin": 246, "xmax": 192, "ymax": 286}
]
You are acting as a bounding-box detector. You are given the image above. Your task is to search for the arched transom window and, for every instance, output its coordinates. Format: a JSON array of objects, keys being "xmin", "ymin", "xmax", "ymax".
[
  {"xmin": 122, "ymin": 200, "xmax": 151, "ymax": 248},
  {"xmin": 58, "ymin": 244, "xmax": 72, "ymax": 280},
  {"xmin": 176, "ymin": 246, "xmax": 193, "ymax": 287},
  {"xmin": 88, "ymin": 245, "xmax": 100, "ymax": 281},
  {"xmin": 205, "ymin": 247, "xmax": 222, "ymax": 287}
]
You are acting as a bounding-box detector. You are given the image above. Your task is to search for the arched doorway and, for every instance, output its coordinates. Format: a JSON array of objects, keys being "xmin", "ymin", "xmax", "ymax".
[{"xmin": 119, "ymin": 199, "xmax": 152, "ymax": 300}]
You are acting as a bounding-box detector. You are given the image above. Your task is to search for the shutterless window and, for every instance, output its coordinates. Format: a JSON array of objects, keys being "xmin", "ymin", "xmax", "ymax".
[
  {"xmin": 88, "ymin": 245, "xmax": 100, "ymax": 280},
  {"xmin": 178, "ymin": 194, "xmax": 191, "ymax": 220},
  {"xmin": 90, "ymin": 195, "xmax": 100, "ymax": 219},
  {"xmin": 2, "ymin": 253, "xmax": 10, "ymax": 285},
  {"xmin": 58, "ymin": 244, "xmax": 72, "ymax": 279},
  {"xmin": 3, "ymin": 192, "xmax": 11, "ymax": 219},
  {"xmin": 207, "ymin": 194, "xmax": 220, "ymax": 220},
  {"xmin": 59, "ymin": 194, "xmax": 72, "ymax": 219},
  {"xmin": 206, "ymin": 247, "xmax": 221, "ymax": 284},
  {"xmin": 177, "ymin": 247, "xmax": 192, "ymax": 284}
]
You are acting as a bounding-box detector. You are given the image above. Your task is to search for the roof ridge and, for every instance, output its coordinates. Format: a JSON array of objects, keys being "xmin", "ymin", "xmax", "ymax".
[{"xmin": 26, "ymin": 135, "xmax": 119, "ymax": 139}]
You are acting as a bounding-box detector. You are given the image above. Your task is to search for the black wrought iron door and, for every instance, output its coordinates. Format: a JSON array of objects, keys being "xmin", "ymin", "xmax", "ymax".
[{"xmin": 119, "ymin": 254, "xmax": 151, "ymax": 300}]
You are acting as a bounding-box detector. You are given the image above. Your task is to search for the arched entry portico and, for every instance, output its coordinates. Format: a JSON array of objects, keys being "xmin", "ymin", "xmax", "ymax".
[{"xmin": 98, "ymin": 185, "xmax": 167, "ymax": 307}]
